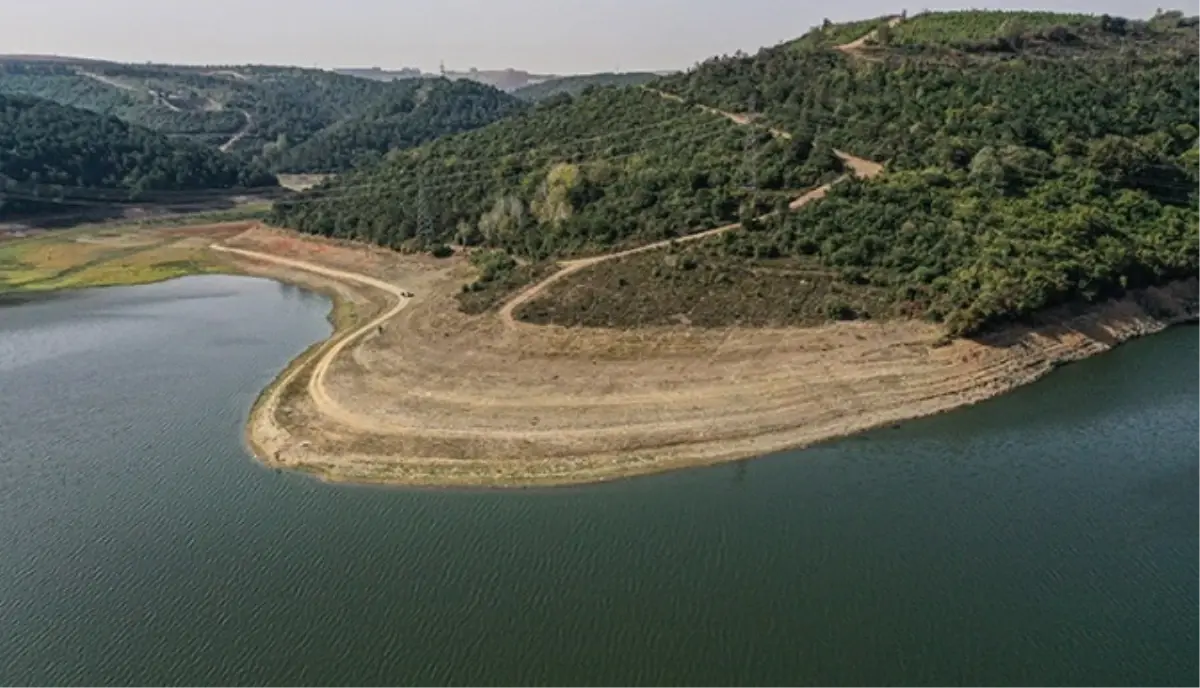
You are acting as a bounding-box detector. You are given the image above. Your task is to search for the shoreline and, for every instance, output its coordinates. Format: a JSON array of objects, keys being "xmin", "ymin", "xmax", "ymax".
[
  {"xmin": 222, "ymin": 227, "xmax": 1196, "ymax": 487},
  {"xmin": 262, "ymin": 306, "xmax": 1198, "ymax": 489},
  {"xmin": 283, "ymin": 300, "xmax": 1200, "ymax": 487}
]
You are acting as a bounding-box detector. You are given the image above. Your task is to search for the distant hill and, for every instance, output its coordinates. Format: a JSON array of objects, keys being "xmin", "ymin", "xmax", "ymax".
[
  {"xmin": 269, "ymin": 78, "xmax": 527, "ymax": 172},
  {"xmin": 335, "ymin": 67, "xmax": 424, "ymax": 82},
  {"xmin": 0, "ymin": 59, "xmax": 525, "ymax": 173},
  {"xmin": 512, "ymin": 72, "xmax": 662, "ymax": 101},
  {"xmin": 443, "ymin": 68, "xmax": 557, "ymax": 92},
  {"xmin": 334, "ymin": 66, "xmax": 557, "ymax": 91},
  {"xmin": 0, "ymin": 93, "xmax": 275, "ymax": 217}
]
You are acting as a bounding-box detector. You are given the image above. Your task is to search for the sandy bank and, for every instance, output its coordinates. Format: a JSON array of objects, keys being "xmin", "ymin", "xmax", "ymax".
[{"xmin": 217, "ymin": 226, "xmax": 1197, "ymax": 488}]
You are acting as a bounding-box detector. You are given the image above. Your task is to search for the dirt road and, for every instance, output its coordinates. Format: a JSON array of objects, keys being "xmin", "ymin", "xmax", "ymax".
[
  {"xmin": 219, "ymin": 110, "xmax": 253, "ymax": 153},
  {"xmin": 79, "ymin": 70, "xmax": 183, "ymax": 111},
  {"xmin": 206, "ymin": 21, "xmax": 926, "ymax": 482},
  {"xmin": 835, "ymin": 16, "xmax": 905, "ymax": 55},
  {"xmin": 211, "ymin": 245, "xmax": 412, "ymax": 437}
]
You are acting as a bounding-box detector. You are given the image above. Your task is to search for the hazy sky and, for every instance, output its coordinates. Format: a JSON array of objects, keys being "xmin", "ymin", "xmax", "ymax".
[{"xmin": 1, "ymin": 0, "xmax": 1171, "ymax": 74}]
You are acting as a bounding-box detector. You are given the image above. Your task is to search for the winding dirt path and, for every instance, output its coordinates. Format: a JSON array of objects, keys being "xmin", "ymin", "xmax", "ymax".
[
  {"xmin": 211, "ymin": 244, "xmax": 412, "ymax": 433},
  {"xmin": 219, "ymin": 110, "xmax": 253, "ymax": 153},
  {"xmin": 835, "ymin": 15, "xmax": 904, "ymax": 56}
]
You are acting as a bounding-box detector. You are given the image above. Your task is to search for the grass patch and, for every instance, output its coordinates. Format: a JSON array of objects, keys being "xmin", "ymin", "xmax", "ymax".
[{"xmin": 0, "ymin": 225, "xmax": 240, "ymax": 293}]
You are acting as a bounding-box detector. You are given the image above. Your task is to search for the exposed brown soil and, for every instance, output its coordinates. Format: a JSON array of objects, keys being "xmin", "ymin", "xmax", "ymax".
[
  {"xmin": 276, "ymin": 174, "xmax": 334, "ymax": 191},
  {"xmin": 215, "ymin": 224, "xmax": 1196, "ymax": 488}
]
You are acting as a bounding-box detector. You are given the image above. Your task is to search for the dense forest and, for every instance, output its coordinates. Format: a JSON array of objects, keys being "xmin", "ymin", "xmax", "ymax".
[
  {"xmin": 0, "ymin": 61, "xmax": 524, "ymax": 173},
  {"xmin": 270, "ymin": 86, "xmax": 845, "ymax": 258},
  {"xmin": 0, "ymin": 93, "xmax": 276, "ymax": 217},
  {"xmin": 606, "ymin": 9, "xmax": 1197, "ymax": 334},
  {"xmin": 268, "ymin": 78, "xmax": 527, "ymax": 172},
  {"xmin": 512, "ymin": 73, "xmax": 663, "ymax": 101}
]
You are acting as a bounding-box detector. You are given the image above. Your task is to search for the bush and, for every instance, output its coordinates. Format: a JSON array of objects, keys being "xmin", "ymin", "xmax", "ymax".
[{"xmin": 824, "ymin": 299, "xmax": 858, "ymax": 320}]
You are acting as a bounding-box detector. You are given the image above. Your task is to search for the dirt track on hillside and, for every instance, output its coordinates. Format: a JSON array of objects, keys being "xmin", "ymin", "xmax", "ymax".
[
  {"xmin": 219, "ymin": 110, "xmax": 253, "ymax": 153},
  {"xmin": 502, "ymin": 78, "xmax": 885, "ymax": 330},
  {"xmin": 79, "ymin": 70, "xmax": 183, "ymax": 111},
  {"xmin": 835, "ymin": 15, "xmax": 905, "ymax": 55}
]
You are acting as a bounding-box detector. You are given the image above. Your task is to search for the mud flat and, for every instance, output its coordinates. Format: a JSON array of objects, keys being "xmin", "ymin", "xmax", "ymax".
[{"xmin": 218, "ymin": 225, "xmax": 1198, "ymax": 487}]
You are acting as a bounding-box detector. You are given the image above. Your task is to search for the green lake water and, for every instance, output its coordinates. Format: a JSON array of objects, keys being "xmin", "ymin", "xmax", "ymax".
[{"xmin": 0, "ymin": 275, "xmax": 1195, "ymax": 686}]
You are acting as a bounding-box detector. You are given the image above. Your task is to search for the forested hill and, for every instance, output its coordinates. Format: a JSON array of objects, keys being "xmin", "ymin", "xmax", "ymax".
[
  {"xmin": 268, "ymin": 78, "xmax": 527, "ymax": 172},
  {"xmin": 635, "ymin": 9, "xmax": 1196, "ymax": 334},
  {"xmin": 0, "ymin": 61, "xmax": 525, "ymax": 173},
  {"xmin": 271, "ymin": 86, "xmax": 845, "ymax": 258},
  {"xmin": 512, "ymin": 73, "xmax": 662, "ymax": 101},
  {"xmin": 0, "ymin": 93, "xmax": 276, "ymax": 217}
]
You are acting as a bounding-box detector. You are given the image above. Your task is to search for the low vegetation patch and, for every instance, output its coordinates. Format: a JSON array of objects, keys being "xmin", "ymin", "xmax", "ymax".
[
  {"xmin": 514, "ymin": 240, "xmax": 891, "ymax": 328},
  {"xmin": 456, "ymin": 250, "xmax": 556, "ymax": 314},
  {"xmin": 0, "ymin": 224, "xmax": 236, "ymax": 293}
]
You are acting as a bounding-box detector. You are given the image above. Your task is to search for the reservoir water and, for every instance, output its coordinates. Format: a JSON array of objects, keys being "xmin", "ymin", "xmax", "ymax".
[{"xmin": 1, "ymin": 275, "xmax": 1196, "ymax": 686}]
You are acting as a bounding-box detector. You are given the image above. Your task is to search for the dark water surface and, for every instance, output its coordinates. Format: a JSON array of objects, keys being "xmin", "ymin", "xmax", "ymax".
[{"xmin": 1, "ymin": 276, "xmax": 1196, "ymax": 686}]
